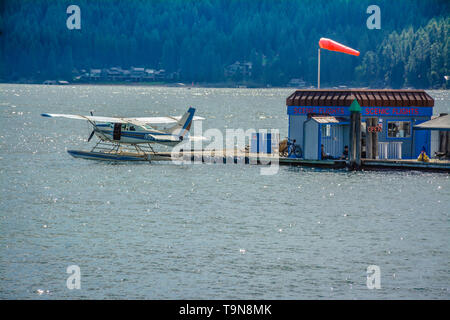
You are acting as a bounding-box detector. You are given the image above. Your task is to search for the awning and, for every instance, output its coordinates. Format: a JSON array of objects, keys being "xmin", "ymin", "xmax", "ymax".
[
  {"xmin": 414, "ymin": 114, "xmax": 450, "ymax": 131},
  {"xmin": 311, "ymin": 116, "xmax": 348, "ymax": 124},
  {"xmin": 286, "ymin": 89, "xmax": 434, "ymax": 107}
]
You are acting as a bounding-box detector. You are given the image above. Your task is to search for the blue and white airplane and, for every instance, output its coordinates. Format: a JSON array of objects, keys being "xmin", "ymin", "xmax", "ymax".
[{"xmin": 41, "ymin": 107, "xmax": 205, "ymax": 147}]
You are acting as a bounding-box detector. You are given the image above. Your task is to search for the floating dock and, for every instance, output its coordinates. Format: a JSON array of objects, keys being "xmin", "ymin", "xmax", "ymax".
[
  {"xmin": 67, "ymin": 149, "xmax": 450, "ymax": 172},
  {"xmin": 360, "ymin": 158, "xmax": 450, "ymax": 172}
]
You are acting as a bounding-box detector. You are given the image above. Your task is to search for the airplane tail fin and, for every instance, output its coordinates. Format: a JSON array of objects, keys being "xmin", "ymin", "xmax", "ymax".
[{"xmin": 163, "ymin": 107, "xmax": 196, "ymax": 138}]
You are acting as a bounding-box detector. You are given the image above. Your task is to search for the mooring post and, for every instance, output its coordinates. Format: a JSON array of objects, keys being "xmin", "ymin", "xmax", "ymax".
[
  {"xmin": 372, "ymin": 118, "xmax": 378, "ymax": 159},
  {"xmin": 366, "ymin": 118, "xmax": 373, "ymax": 159},
  {"xmin": 366, "ymin": 117, "xmax": 379, "ymax": 159},
  {"xmin": 355, "ymin": 111, "xmax": 361, "ymax": 167},
  {"xmin": 349, "ymin": 113, "xmax": 355, "ymax": 164},
  {"xmin": 349, "ymin": 99, "xmax": 362, "ymax": 169}
]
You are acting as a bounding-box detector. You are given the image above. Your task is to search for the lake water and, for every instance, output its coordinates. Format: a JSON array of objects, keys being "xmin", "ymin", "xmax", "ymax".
[{"xmin": 0, "ymin": 84, "xmax": 449, "ymax": 299}]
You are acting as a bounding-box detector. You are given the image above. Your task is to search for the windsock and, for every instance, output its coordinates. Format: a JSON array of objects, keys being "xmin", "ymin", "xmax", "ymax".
[{"xmin": 319, "ymin": 38, "xmax": 360, "ymax": 56}]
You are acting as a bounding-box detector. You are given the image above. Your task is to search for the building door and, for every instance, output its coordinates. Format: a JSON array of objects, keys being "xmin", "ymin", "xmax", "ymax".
[
  {"xmin": 321, "ymin": 124, "xmax": 345, "ymax": 159},
  {"xmin": 303, "ymin": 120, "xmax": 319, "ymax": 160},
  {"xmin": 414, "ymin": 129, "xmax": 430, "ymax": 158},
  {"xmin": 413, "ymin": 119, "xmax": 431, "ymax": 158}
]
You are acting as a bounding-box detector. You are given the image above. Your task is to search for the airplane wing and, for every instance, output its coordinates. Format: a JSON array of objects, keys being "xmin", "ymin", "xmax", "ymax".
[
  {"xmin": 130, "ymin": 115, "xmax": 205, "ymax": 124},
  {"xmin": 41, "ymin": 113, "xmax": 204, "ymax": 125},
  {"xmin": 41, "ymin": 113, "xmax": 132, "ymax": 124}
]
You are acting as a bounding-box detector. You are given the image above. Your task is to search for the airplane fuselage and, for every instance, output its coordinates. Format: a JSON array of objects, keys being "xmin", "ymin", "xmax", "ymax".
[{"xmin": 95, "ymin": 123, "xmax": 183, "ymax": 146}]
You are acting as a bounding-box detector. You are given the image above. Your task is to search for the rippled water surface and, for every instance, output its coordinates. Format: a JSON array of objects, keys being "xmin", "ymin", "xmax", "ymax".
[{"xmin": 0, "ymin": 85, "xmax": 449, "ymax": 299}]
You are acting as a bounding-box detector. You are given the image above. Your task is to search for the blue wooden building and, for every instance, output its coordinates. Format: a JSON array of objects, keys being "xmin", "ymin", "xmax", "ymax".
[{"xmin": 286, "ymin": 90, "xmax": 434, "ymax": 160}]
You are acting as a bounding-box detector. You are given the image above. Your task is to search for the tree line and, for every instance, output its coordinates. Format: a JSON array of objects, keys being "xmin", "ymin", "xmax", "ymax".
[{"xmin": 0, "ymin": 0, "xmax": 448, "ymax": 88}]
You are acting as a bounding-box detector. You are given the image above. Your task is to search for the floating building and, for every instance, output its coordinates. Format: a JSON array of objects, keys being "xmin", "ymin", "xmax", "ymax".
[{"xmin": 286, "ymin": 89, "xmax": 435, "ymax": 160}]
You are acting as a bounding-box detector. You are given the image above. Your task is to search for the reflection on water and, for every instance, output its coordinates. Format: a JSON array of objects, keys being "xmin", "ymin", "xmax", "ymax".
[{"xmin": 0, "ymin": 85, "xmax": 449, "ymax": 299}]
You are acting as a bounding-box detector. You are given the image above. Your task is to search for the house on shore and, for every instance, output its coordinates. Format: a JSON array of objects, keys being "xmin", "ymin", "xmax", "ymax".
[
  {"xmin": 224, "ymin": 61, "xmax": 253, "ymax": 78},
  {"xmin": 75, "ymin": 67, "xmax": 174, "ymax": 82}
]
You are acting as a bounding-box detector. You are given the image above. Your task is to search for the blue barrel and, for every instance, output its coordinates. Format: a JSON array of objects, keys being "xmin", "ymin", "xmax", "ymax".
[
  {"xmin": 251, "ymin": 133, "xmax": 272, "ymax": 154},
  {"xmin": 251, "ymin": 133, "xmax": 260, "ymax": 153}
]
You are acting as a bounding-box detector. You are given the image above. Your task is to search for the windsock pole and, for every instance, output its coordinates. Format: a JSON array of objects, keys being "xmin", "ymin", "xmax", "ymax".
[{"xmin": 317, "ymin": 48, "xmax": 321, "ymax": 89}]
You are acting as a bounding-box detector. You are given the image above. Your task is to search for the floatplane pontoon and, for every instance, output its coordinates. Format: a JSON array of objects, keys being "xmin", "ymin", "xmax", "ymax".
[{"xmin": 41, "ymin": 107, "xmax": 205, "ymax": 162}]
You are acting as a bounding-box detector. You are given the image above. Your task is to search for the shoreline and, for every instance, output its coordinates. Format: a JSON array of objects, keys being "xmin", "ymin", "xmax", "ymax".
[{"xmin": 0, "ymin": 81, "xmax": 447, "ymax": 90}]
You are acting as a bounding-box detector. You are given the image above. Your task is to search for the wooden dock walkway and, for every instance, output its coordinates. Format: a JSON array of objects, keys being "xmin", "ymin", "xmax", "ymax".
[
  {"xmin": 72, "ymin": 148, "xmax": 450, "ymax": 172},
  {"xmin": 164, "ymin": 150, "xmax": 450, "ymax": 172}
]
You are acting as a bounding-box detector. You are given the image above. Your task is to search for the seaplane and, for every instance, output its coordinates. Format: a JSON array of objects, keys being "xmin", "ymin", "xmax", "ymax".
[{"xmin": 41, "ymin": 107, "xmax": 205, "ymax": 162}]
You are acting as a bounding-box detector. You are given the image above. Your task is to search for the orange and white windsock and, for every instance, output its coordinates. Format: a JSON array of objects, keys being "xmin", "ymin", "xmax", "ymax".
[{"xmin": 319, "ymin": 38, "xmax": 360, "ymax": 56}]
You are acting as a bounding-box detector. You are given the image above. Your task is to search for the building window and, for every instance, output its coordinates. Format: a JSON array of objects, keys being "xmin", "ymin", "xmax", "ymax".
[
  {"xmin": 387, "ymin": 121, "xmax": 411, "ymax": 138},
  {"xmin": 361, "ymin": 121, "xmax": 367, "ymax": 132},
  {"xmin": 321, "ymin": 124, "xmax": 331, "ymax": 137}
]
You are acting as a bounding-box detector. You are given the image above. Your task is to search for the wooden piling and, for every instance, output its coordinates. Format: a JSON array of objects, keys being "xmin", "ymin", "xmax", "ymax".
[
  {"xmin": 355, "ymin": 112, "xmax": 361, "ymax": 167},
  {"xmin": 349, "ymin": 99, "xmax": 362, "ymax": 169},
  {"xmin": 366, "ymin": 118, "xmax": 373, "ymax": 159},
  {"xmin": 366, "ymin": 117, "xmax": 379, "ymax": 159},
  {"xmin": 372, "ymin": 118, "xmax": 378, "ymax": 159}
]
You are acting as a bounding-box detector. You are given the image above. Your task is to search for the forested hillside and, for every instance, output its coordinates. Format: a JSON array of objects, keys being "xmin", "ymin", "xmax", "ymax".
[{"xmin": 1, "ymin": 0, "xmax": 449, "ymax": 88}]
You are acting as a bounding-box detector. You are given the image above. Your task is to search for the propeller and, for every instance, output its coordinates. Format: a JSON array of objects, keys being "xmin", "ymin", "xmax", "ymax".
[
  {"xmin": 87, "ymin": 110, "xmax": 95, "ymax": 142},
  {"xmin": 87, "ymin": 130, "xmax": 95, "ymax": 142}
]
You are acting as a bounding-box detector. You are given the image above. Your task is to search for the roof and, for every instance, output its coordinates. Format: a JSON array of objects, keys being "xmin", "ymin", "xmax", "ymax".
[
  {"xmin": 286, "ymin": 89, "xmax": 434, "ymax": 107},
  {"xmin": 414, "ymin": 114, "xmax": 450, "ymax": 131},
  {"xmin": 311, "ymin": 116, "xmax": 348, "ymax": 124}
]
